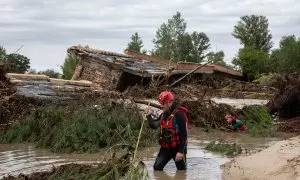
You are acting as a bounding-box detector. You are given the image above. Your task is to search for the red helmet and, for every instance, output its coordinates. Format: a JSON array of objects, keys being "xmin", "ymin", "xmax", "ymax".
[{"xmin": 158, "ymin": 91, "xmax": 174, "ymax": 105}]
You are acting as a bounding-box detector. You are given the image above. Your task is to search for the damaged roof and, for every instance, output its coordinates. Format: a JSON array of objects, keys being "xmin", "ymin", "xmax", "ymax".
[
  {"xmin": 68, "ymin": 46, "xmax": 243, "ymax": 78},
  {"xmin": 68, "ymin": 46, "xmax": 169, "ymax": 77}
]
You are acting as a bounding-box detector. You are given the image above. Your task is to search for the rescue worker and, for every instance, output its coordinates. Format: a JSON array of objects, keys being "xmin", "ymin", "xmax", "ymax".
[
  {"xmin": 145, "ymin": 91, "xmax": 188, "ymax": 171},
  {"xmin": 224, "ymin": 114, "xmax": 247, "ymax": 131}
]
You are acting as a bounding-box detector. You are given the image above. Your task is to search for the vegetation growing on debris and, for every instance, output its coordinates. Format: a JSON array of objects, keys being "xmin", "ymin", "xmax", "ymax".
[
  {"xmin": 205, "ymin": 141, "xmax": 242, "ymax": 156},
  {"xmin": 239, "ymin": 105, "xmax": 276, "ymax": 137},
  {"xmin": 0, "ymin": 103, "xmax": 156, "ymax": 153}
]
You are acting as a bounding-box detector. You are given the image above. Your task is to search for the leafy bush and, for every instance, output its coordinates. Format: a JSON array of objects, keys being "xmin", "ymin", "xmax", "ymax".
[
  {"xmin": 239, "ymin": 105, "xmax": 276, "ymax": 137},
  {"xmin": 205, "ymin": 141, "xmax": 242, "ymax": 156},
  {"xmin": 0, "ymin": 103, "xmax": 156, "ymax": 153}
]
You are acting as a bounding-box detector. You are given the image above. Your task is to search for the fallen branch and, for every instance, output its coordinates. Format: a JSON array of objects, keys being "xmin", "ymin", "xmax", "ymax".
[
  {"xmin": 133, "ymin": 102, "xmax": 149, "ymax": 161},
  {"xmin": 11, "ymin": 45, "xmax": 24, "ymax": 54},
  {"xmin": 168, "ymin": 62, "xmax": 211, "ymax": 87}
]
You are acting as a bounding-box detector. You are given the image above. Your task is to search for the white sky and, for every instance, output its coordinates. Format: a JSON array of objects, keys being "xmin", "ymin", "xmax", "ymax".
[{"xmin": 1, "ymin": 0, "xmax": 299, "ymax": 72}]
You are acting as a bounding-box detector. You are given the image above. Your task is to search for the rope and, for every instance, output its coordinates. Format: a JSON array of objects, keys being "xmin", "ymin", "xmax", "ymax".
[{"xmin": 133, "ymin": 102, "xmax": 150, "ymax": 161}]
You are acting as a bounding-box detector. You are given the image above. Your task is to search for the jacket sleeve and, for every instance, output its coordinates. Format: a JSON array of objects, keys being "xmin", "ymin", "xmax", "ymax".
[
  {"xmin": 233, "ymin": 120, "xmax": 243, "ymax": 129},
  {"xmin": 175, "ymin": 111, "xmax": 187, "ymax": 153},
  {"xmin": 146, "ymin": 114, "xmax": 161, "ymax": 130}
]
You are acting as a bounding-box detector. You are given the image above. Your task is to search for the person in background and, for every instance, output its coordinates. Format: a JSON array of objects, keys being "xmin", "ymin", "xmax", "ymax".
[
  {"xmin": 225, "ymin": 114, "xmax": 247, "ymax": 131},
  {"xmin": 145, "ymin": 91, "xmax": 188, "ymax": 171}
]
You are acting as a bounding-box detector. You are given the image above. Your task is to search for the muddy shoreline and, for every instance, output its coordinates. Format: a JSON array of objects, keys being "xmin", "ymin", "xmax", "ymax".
[{"xmin": 222, "ymin": 135, "xmax": 300, "ymax": 180}]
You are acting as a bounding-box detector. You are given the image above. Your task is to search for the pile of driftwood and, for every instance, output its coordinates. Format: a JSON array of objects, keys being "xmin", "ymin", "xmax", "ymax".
[
  {"xmin": 123, "ymin": 75, "xmax": 277, "ymax": 100},
  {"xmin": 0, "ymin": 66, "xmax": 48, "ymax": 126}
]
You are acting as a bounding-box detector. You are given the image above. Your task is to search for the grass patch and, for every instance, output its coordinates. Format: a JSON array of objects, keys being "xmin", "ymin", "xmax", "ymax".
[
  {"xmin": 239, "ymin": 105, "xmax": 276, "ymax": 137},
  {"xmin": 0, "ymin": 103, "xmax": 156, "ymax": 153},
  {"xmin": 204, "ymin": 141, "xmax": 242, "ymax": 156}
]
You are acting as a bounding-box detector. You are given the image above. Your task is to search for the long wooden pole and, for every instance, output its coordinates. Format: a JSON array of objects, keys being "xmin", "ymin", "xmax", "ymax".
[
  {"xmin": 169, "ymin": 62, "xmax": 210, "ymax": 87},
  {"xmin": 133, "ymin": 102, "xmax": 150, "ymax": 161}
]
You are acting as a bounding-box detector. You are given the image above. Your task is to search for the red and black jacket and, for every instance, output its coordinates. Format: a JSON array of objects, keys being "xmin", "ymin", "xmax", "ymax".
[{"xmin": 147, "ymin": 104, "xmax": 188, "ymax": 153}]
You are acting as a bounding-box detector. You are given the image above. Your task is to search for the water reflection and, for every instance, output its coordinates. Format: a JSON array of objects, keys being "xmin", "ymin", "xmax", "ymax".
[
  {"xmin": 153, "ymin": 171, "xmax": 187, "ymax": 180},
  {"xmin": 144, "ymin": 139, "xmax": 230, "ymax": 180}
]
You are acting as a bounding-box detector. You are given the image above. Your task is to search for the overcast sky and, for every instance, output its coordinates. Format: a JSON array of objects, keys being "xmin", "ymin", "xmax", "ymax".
[{"xmin": 1, "ymin": 0, "xmax": 299, "ymax": 72}]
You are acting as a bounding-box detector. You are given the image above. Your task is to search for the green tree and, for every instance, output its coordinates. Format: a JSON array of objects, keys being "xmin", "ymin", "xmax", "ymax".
[
  {"xmin": 0, "ymin": 46, "xmax": 6, "ymax": 61},
  {"xmin": 207, "ymin": 50, "xmax": 226, "ymax": 66},
  {"xmin": 126, "ymin": 32, "xmax": 144, "ymax": 52},
  {"xmin": 28, "ymin": 69, "xmax": 37, "ymax": 74},
  {"xmin": 153, "ymin": 12, "xmax": 210, "ymax": 63},
  {"xmin": 269, "ymin": 35, "xmax": 300, "ymax": 73},
  {"xmin": 0, "ymin": 46, "xmax": 30, "ymax": 73},
  {"xmin": 153, "ymin": 12, "xmax": 186, "ymax": 60},
  {"xmin": 176, "ymin": 33, "xmax": 193, "ymax": 62},
  {"xmin": 5, "ymin": 54, "xmax": 30, "ymax": 73},
  {"xmin": 232, "ymin": 15, "xmax": 273, "ymax": 53},
  {"xmin": 233, "ymin": 47, "xmax": 269, "ymax": 81},
  {"xmin": 189, "ymin": 32, "xmax": 210, "ymax": 62},
  {"xmin": 61, "ymin": 52, "xmax": 80, "ymax": 80},
  {"xmin": 28, "ymin": 68, "xmax": 61, "ymax": 78},
  {"xmin": 39, "ymin": 69, "xmax": 61, "ymax": 78}
]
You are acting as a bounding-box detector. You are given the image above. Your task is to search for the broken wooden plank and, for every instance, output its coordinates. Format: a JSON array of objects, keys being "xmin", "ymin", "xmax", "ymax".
[{"xmin": 7, "ymin": 73, "xmax": 49, "ymax": 81}]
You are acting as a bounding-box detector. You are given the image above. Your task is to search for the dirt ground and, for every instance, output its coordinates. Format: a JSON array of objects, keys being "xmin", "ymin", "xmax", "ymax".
[{"xmin": 222, "ymin": 135, "xmax": 300, "ymax": 180}]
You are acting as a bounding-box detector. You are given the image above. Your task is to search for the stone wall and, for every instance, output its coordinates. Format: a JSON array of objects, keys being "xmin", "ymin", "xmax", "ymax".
[{"xmin": 78, "ymin": 58, "xmax": 122, "ymax": 89}]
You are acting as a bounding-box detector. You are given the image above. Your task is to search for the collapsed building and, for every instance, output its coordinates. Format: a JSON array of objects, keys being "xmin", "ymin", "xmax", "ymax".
[{"xmin": 68, "ymin": 46, "xmax": 244, "ymax": 91}]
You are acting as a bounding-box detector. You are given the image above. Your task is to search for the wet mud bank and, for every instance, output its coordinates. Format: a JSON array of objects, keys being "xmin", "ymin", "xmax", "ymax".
[{"xmin": 222, "ymin": 135, "xmax": 300, "ymax": 180}]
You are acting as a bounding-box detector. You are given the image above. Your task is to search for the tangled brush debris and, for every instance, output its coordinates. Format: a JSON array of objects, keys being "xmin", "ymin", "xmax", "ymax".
[
  {"xmin": 0, "ymin": 66, "xmax": 48, "ymax": 126},
  {"xmin": 277, "ymin": 117, "xmax": 300, "ymax": 133},
  {"xmin": 123, "ymin": 75, "xmax": 277, "ymax": 100},
  {"xmin": 182, "ymin": 100, "xmax": 237, "ymax": 129}
]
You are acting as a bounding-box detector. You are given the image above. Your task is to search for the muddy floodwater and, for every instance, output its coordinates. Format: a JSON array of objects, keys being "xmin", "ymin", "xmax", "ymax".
[
  {"xmin": 0, "ymin": 134, "xmax": 286, "ymax": 180},
  {"xmin": 145, "ymin": 139, "xmax": 230, "ymax": 180},
  {"xmin": 0, "ymin": 140, "xmax": 229, "ymax": 180}
]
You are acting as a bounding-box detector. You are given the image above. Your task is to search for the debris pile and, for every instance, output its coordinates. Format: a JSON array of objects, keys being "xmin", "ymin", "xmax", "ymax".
[
  {"xmin": 277, "ymin": 117, "xmax": 300, "ymax": 133},
  {"xmin": 7, "ymin": 73, "xmax": 99, "ymax": 100},
  {"xmin": 0, "ymin": 67, "xmax": 52, "ymax": 127},
  {"xmin": 183, "ymin": 100, "xmax": 237, "ymax": 129},
  {"xmin": 0, "ymin": 66, "xmax": 28, "ymax": 125},
  {"xmin": 124, "ymin": 76, "xmax": 277, "ymax": 100}
]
